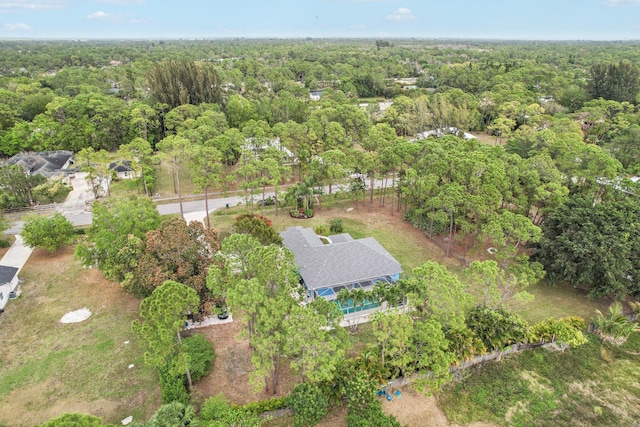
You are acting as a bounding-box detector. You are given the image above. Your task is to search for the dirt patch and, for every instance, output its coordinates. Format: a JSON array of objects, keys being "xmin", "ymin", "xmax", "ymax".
[
  {"xmin": 192, "ymin": 319, "xmax": 300, "ymax": 407},
  {"xmin": 314, "ymin": 386, "xmax": 500, "ymax": 427}
]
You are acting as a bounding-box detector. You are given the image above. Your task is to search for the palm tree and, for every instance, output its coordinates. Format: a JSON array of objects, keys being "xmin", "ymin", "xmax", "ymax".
[{"xmin": 593, "ymin": 302, "xmax": 640, "ymax": 346}]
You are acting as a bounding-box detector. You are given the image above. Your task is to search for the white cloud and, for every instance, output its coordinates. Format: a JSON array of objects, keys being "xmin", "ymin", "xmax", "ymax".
[
  {"xmin": 86, "ymin": 10, "xmax": 148, "ymax": 23},
  {"xmin": 605, "ymin": 0, "xmax": 640, "ymax": 4},
  {"xmin": 2, "ymin": 22, "xmax": 33, "ymax": 30},
  {"xmin": 0, "ymin": 0, "xmax": 69, "ymax": 14},
  {"xmin": 385, "ymin": 7, "xmax": 415, "ymax": 23}
]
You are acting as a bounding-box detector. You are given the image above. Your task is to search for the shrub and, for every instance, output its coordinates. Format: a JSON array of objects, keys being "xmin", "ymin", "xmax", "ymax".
[
  {"xmin": 242, "ymin": 396, "xmax": 288, "ymax": 414},
  {"xmin": 346, "ymin": 401, "xmax": 401, "ymax": 427},
  {"xmin": 0, "ymin": 239, "xmax": 10, "ymax": 248},
  {"xmin": 466, "ymin": 306, "xmax": 528, "ymax": 351},
  {"xmin": 329, "ymin": 218, "xmax": 343, "ymax": 234},
  {"xmin": 182, "ymin": 333, "xmax": 216, "ymax": 382},
  {"xmin": 158, "ymin": 365, "xmax": 189, "ymax": 405},
  {"xmin": 40, "ymin": 413, "xmax": 105, "ymax": 427},
  {"xmin": 145, "ymin": 401, "xmax": 195, "ymax": 427},
  {"xmin": 288, "ymin": 382, "xmax": 329, "ymax": 427},
  {"xmin": 200, "ymin": 394, "xmax": 262, "ymax": 427},
  {"xmin": 314, "ymin": 225, "xmax": 329, "ymax": 236},
  {"xmin": 592, "ymin": 302, "xmax": 639, "ymax": 346},
  {"xmin": 304, "ymin": 208, "xmax": 314, "ymax": 218},
  {"xmin": 233, "ymin": 214, "xmax": 282, "ymax": 245},
  {"xmin": 528, "ymin": 316, "xmax": 587, "ymax": 347}
]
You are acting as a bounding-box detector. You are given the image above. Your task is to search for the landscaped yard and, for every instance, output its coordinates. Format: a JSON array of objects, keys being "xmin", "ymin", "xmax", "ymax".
[{"xmin": 0, "ymin": 247, "xmax": 160, "ymax": 427}]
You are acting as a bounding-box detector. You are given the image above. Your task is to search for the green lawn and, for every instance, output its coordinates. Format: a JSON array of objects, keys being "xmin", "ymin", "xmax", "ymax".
[
  {"xmin": 438, "ymin": 333, "xmax": 640, "ymax": 426},
  {"xmin": 0, "ymin": 248, "xmax": 160, "ymax": 426}
]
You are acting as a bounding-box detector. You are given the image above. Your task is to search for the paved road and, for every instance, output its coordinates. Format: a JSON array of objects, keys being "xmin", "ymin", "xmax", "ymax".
[{"xmin": 4, "ymin": 176, "xmax": 385, "ymax": 234}]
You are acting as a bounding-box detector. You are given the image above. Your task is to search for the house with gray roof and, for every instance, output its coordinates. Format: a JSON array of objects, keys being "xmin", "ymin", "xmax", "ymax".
[
  {"xmin": 5, "ymin": 151, "xmax": 74, "ymax": 178},
  {"xmin": 280, "ymin": 226, "xmax": 402, "ymax": 314},
  {"xmin": 0, "ymin": 265, "xmax": 19, "ymax": 313}
]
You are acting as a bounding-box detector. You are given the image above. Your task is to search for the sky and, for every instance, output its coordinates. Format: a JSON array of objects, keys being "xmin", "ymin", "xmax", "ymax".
[{"xmin": 0, "ymin": 0, "xmax": 639, "ymax": 40}]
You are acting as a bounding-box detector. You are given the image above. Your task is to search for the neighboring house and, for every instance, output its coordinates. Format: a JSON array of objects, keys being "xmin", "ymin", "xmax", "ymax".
[
  {"xmin": 310, "ymin": 90, "xmax": 324, "ymax": 101},
  {"xmin": 280, "ymin": 226, "xmax": 402, "ymax": 315},
  {"xmin": 108, "ymin": 160, "xmax": 136, "ymax": 180},
  {"xmin": 415, "ymin": 128, "xmax": 478, "ymax": 141},
  {"xmin": 5, "ymin": 151, "xmax": 74, "ymax": 178},
  {"xmin": 242, "ymin": 137, "xmax": 296, "ymax": 163},
  {"xmin": 0, "ymin": 265, "xmax": 19, "ymax": 313}
]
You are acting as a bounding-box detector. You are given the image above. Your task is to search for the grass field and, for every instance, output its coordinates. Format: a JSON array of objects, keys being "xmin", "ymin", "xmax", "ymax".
[
  {"xmin": 438, "ymin": 333, "xmax": 640, "ymax": 426},
  {"xmin": 0, "ymin": 247, "xmax": 160, "ymax": 427}
]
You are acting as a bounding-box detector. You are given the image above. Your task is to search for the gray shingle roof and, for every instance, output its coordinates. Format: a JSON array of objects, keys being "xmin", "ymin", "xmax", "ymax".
[
  {"xmin": 0, "ymin": 265, "xmax": 18, "ymax": 285},
  {"xmin": 281, "ymin": 226, "xmax": 402, "ymax": 290},
  {"xmin": 6, "ymin": 151, "xmax": 73, "ymax": 177}
]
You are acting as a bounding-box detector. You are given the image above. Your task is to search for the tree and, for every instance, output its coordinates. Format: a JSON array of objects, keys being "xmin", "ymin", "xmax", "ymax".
[
  {"xmin": 190, "ymin": 144, "xmax": 223, "ymax": 228},
  {"xmin": 77, "ymin": 147, "xmax": 111, "ymax": 199},
  {"xmin": 157, "ymin": 135, "xmax": 191, "ymax": 219},
  {"xmin": 32, "ymin": 179, "xmax": 72, "ymax": 204},
  {"xmin": 410, "ymin": 318, "xmax": 456, "ymax": 391},
  {"xmin": 588, "ymin": 61, "xmax": 640, "ymax": 104},
  {"xmin": 123, "ymin": 217, "xmax": 219, "ymax": 304},
  {"xmin": 535, "ymin": 193, "xmax": 640, "ymax": 299},
  {"xmin": 75, "ymin": 196, "xmax": 161, "ymax": 282},
  {"xmin": 401, "ymin": 261, "xmax": 473, "ymax": 329},
  {"xmin": 232, "ymin": 214, "xmax": 282, "ymax": 246},
  {"xmin": 371, "ymin": 310, "xmax": 413, "ymax": 374},
  {"xmin": 147, "ymin": 60, "xmax": 222, "ymax": 109},
  {"xmin": 0, "ymin": 164, "xmax": 45, "ymax": 209},
  {"xmin": 132, "ymin": 280, "xmax": 200, "ymax": 391},
  {"xmin": 283, "ymin": 304, "xmax": 346, "ymax": 383},
  {"xmin": 21, "ymin": 213, "xmax": 74, "ymax": 253},
  {"xmin": 118, "ymin": 138, "xmax": 154, "ymax": 196}
]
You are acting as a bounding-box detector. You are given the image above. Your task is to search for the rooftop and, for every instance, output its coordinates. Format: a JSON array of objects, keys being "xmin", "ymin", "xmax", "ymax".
[
  {"xmin": 280, "ymin": 226, "xmax": 402, "ymax": 291},
  {"xmin": 6, "ymin": 151, "xmax": 74, "ymax": 177},
  {"xmin": 0, "ymin": 265, "xmax": 19, "ymax": 285}
]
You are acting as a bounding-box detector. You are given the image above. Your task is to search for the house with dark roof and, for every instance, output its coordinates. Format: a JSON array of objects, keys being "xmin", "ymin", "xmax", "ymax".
[
  {"xmin": 5, "ymin": 151, "xmax": 74, "ymax": 178},
  {"xmin": 280, "ymin": 226, "xmax": 402, "ymax": 315},
  {"xmin": 0, "ymin": 265, "xmax": 19, "ymax": 313},
  {"xmin": 108, "ymin": 160, "xmax": 136, "ymax": 180}
]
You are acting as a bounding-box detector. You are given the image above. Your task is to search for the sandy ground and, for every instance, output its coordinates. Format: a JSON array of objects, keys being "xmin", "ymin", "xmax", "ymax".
[{"xmin": 313, "ymin": 386, "xmax": 499, "ymax": 427}]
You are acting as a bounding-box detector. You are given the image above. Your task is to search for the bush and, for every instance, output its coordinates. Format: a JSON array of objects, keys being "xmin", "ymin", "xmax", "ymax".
[
  {"xmin": 200, "ymin": 394, "xmax": 262, "ymax": 427},
  {"xmin": 288, "ymin": 382, "xmax": 329, "ymax": 427},
  {"xmin": 466, "ymin": 306, "xmax": 528, "ymax": 351},
  {"xmin": 145, "ymin": 401, "xmax": 195, "ymax": 427},
  {"xmin": 329, "ymin": 218, "xmax": 343, "ymax": 234},
  {"xmin": 0, "ymin": 239, "xmax": 10, "ymax": 248},
  {"xmin": 528, "ymin": 316, "xmax": 587, "ymax": 347},
  {"xmin": 314, "ymin": 225, "xmax": 329, "ymax": 236},
  {"xmin": 158, "ymin": 365, "xmax": 189, "ymax": 405},
  {"xmin": 242, "ymin": 395, "xmax": 288, "ymax": 414},
  {"xmin": 21, "ymin": 213, "xmax": 75, "ymax": 253},
  {"xmin": 592, "ymin": 302, "xmax": 640, "ymax": 346},
  {"xmin": 182, "ymin": 333, "xmax": 216, "ymax": 382},
  {"xmin": 40, "ymin": 413, "xmax": 105, "ymax": 427}
]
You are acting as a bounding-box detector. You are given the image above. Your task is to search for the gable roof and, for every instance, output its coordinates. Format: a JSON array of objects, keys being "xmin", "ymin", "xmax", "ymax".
[
  {"xmin": 0, "ymin": 265, "xmax": 18, "ymax": 285},
  {"xmin": 6, "ymin": 151, "xmax": 73, "ymax": 177},
  {"xmin": 280, "ymin": 226, "xmax": 402, "ymax": 290},
  {"xmin": 109, "ymin": 160, "xmax": 134, "ymax": 173}
]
